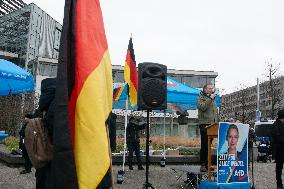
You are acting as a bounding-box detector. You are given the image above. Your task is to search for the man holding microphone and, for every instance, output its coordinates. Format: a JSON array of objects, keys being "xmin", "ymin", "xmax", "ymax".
[{"xmin": 197, "ymin": 83, "xmax": 219, "ymax": 172}]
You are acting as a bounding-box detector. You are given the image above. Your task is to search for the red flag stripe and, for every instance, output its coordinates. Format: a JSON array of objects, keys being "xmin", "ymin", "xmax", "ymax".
[
  {"xmin": 125, "ymin": 50, "xmax": 138, "ymax": 90},
  {"xmin": 68, "ymin": 0, "xmax": 109, "ymax": 143}
]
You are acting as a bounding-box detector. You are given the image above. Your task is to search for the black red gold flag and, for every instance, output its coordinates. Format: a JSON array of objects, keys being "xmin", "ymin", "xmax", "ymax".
[
  {"xmin": 51, "ymin": 0, "xmax": 113, "ymax": 188},
  {"xmin": 124, "ymin": 37, "xmax": 138, "ymax": 107}
]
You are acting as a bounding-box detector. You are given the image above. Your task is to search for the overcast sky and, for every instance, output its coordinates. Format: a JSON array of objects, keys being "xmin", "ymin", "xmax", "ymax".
[{"xmin": 23, "ymin": 0, "xmax": 284, "ymax": 94}]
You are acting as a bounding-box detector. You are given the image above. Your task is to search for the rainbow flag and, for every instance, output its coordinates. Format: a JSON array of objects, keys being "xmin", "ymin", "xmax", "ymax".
[
  {"xmin": 124, "ymin": 37, "xmax": 138, "ymax": 107},
  {"xmin": 113, "ymin": 85, "xmax": 126, "ymax": 102},
  {"xmin": 51, "ymin": 0, "xmax": 113, "ymax": 188},
  {"xmin": 167, "ymin": 103, "xmax": 182, "ymax": 113}
]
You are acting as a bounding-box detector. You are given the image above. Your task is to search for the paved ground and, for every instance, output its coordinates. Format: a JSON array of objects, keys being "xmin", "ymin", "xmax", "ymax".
[{"xmin": 0, "ymin": 161, "xmax": 282, "ymax": 189}]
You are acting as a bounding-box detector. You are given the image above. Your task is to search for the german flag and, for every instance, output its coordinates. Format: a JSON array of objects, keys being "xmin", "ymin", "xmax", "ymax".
[
  {"xmin": 51, "ymin": 0, "xmax": 113, "ymax": 188},
  {"xmin": 124, "ymin": 37, "xmax": 138, "ymax": 107}
]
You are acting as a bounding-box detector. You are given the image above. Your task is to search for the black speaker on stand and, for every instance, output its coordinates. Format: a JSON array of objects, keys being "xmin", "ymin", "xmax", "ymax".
[
  {"xmin": 138, "ymin": 62, "xmax": 167, "ymax": 189},
  {"xmin": 138, "ymin": 62, "xmax": 167, "ymax": 110}
]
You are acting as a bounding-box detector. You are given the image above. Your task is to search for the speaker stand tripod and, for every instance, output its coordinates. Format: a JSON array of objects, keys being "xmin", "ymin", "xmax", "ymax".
[{"xmin": 142, "ymin": 110, "xmax": 155, "ymax": 189}]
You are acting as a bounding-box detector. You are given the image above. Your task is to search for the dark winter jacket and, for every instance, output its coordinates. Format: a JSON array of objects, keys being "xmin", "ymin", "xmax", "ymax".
[
  {"xmin": 126, "ymin": 120, "xmax": 146, "ymax": 143},
  {"xmin": 19, "ymin": 122, "xmax": 27, "ymax": 150},
  {"xmin": 271, "ymin": 119, "xmax": 284, "ymax": 163}
]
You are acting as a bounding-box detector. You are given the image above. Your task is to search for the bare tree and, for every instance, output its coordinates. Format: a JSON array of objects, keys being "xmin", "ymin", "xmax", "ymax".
[{"xmin": 264, "ymin": 59, "xmax": 282, "ymax": 119}]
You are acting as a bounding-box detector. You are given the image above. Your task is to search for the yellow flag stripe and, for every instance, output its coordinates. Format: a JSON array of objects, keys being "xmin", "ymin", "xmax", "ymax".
[
  {"xmin": 124, "ymin": 62, "xmax": 137, "ymax": 107},
  {"xmin": 74, "ymin": 51, "xmax": 112, "ymax": 189},
  {"xmin": 124, "ymin": 61, "xmax": 130, "ymax": 83}
]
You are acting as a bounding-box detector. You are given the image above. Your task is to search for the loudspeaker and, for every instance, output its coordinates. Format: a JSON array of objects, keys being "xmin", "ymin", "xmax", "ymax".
[{"xmin": 138, "ymin": 62, "xmax": 167, "ymax": 110}]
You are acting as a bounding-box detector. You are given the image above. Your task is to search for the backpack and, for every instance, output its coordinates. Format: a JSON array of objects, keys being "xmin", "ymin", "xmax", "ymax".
[{"xmin": 24, "ymin": 118, "xmax": 53, "ymax": 169}]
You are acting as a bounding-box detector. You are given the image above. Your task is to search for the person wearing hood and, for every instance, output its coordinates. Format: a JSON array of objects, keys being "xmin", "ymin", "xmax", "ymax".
[
  {"xmin": 126, "ymin": 116, "xmax": 146, "ymax": 170},
  {"xmin": 35, "ymin": 78, "xmax": 56, "ymax": 189},
  {"xmin": 197, "ymin": 83, "xmax": 219, "ymax": 172},
  {"xmin": 272, "ymin": 109, "xmax": 284, "ymax": 189}
]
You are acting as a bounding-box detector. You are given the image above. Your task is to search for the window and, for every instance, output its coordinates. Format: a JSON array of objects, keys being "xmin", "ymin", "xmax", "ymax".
[
  {"xmin": 39, "ymin": 63, "xmax": 57, "ymax": 77},
  {"xmin": 172, "ymin": 75, "xmax": 182, "ymax": 83},
  {"xmin": 113, "ymin": 71, "xmax": 124, "ymax": 83}
]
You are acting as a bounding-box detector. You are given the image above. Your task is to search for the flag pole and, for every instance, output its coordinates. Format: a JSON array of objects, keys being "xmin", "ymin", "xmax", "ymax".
[
  {"xmin": 163, "ymin": 110, "xmax": 166, "ymax": 160},
  {"xmin": 122, "ymin": 95, "xmax": 128, "ymax": 172},
  {"xmin": 159, "ymin": 109, "xmax": 166, "ymax": 167}
]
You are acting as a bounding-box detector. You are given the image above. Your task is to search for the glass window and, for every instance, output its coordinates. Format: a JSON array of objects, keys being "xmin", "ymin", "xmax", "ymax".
[
  {"xmin": 182, "ymin": 76, "xmax": 194, "ymax": 86},
  {"xmin": 172, "ymin": 75, "xmax": 182, "ymax": 83},
  {"xmin": 191, "ymin": 76, "xmax": 207, "ymax": 88},
  {"xmin": 50, "ymin": 65, "xmax": 57, "ymax": 77},
  {"xmin": 188, "ymin": 125, "xmax": 198, "ymax": 137},
  {"xmin": 113, "ymin": 71, "xmax": 124, "ymax": 83},
  {"xmin": 206, "ymin": 77, "xmax": 215, "ymax": 86},
  {"xmin": 172, "ymin": 124, "xmax": 178, "ymax": 136}
]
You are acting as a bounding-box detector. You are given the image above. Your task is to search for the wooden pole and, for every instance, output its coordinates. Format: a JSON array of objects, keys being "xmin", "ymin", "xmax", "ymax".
[{"xmin": 207, "ymin": 135, "xmax": 211, "ymax": 181}]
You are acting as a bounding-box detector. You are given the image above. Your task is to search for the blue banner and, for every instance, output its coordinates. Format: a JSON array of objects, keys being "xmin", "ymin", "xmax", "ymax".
[{"xmin": 217, "ymin": 122, "xmax": 249, "ymax": 184}]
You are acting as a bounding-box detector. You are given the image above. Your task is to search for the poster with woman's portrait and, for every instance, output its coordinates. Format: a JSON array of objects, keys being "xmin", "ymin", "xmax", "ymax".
[{"xmin": 217, "ymin": 122, "xmax": 249, "ymax": 184}]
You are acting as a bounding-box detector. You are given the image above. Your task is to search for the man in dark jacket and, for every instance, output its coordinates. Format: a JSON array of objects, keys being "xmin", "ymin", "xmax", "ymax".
[
  {"xmin": 107, "ymin": 112, "xmax": 117, "ymax": 152},
  {"xmin": 19, "ymin": 114, "xmax": 34, "ymax": 174},
  {"xmin": 197, "ymin": 83, "xmax": 219, "ymax": 172},
  {"xmin": 126, "ymin": 116, "xmax": 146, "ymax": 170},
  {"xmin": 248, "ymin": 127, "xmax": 256, "ymax": 168},
  {"xmin": 272, "ymin": 109, "xmax": 284, "ymax": 189}
]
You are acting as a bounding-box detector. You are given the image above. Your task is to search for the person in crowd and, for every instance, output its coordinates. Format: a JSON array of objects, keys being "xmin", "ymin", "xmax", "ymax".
[
  {"xmin": 248, "ymin": 127, "xmax": 256, "ymax": 168},
  {"xmin": 225, "ymin": 124, "xmax": 241, "ymax": 157},
  {"xmin": 107, "ymin": 112, "xmax": 117, "ymax": 152},
  {"xmin": 197, "ymin": 83, "xmax": 219, "ymax": 172},
  {"xmin": 126, "ymin": 116, "xmax": 146, "ymax": 170},
  {"xmin": 35, "ymin": 78, "xmax": 56, "ymax": 189},
  {"xmin": 19, "ymin": 113, "xmax": 34, "ymax": 174},
  {"xmin": 271, "ymin": 109, "xmax": 284, "ymax": 189}
]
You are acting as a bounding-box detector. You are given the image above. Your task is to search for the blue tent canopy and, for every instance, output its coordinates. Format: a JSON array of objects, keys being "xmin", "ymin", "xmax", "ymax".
[
  {"xmin": 113, "ymin": 76, "xmax": 220, "ymax": 111},
  {"xmin": 167, "ymin": 77, "xmax": 201, "ymax": 110},
  {"xmin": 0, "ymin": 59, "xmax": 35, "ymax": 96}
]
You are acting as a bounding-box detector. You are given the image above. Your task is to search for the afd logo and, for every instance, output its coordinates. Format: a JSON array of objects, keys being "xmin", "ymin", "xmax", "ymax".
[{"xmin": 236, "ymin": 171, "xmax": 247, "ymax": 181}]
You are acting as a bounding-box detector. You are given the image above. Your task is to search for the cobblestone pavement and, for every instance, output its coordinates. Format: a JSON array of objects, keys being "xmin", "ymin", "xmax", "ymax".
[{"xmin": 0, "ymin": 162, "xmax": 282, "ymax": 189}]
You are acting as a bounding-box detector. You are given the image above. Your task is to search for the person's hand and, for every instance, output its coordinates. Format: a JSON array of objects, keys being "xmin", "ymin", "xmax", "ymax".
[{"xmin": 210, "ymin": 94, "xmax": 216, "ymax": 99}]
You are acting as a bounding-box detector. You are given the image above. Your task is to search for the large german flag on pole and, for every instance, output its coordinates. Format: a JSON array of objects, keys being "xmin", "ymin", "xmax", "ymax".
[
  {"xmin": 124, "ymin": 37, "xmax": 138, "ymax": 107},
  {"xmin": 51, "ymin": 0, "xmax": 113, "ymax": 188}
]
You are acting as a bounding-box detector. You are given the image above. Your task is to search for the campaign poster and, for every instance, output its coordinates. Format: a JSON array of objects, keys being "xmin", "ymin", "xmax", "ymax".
[{"xmin": 217, "ymin": 122, "xmax": 249, "ymax": 184}]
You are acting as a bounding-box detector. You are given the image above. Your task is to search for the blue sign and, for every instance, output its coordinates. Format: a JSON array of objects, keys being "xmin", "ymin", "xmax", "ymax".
[{"xmin": 217, "ymin": 122, "xmax": 249, "ymax": 184}]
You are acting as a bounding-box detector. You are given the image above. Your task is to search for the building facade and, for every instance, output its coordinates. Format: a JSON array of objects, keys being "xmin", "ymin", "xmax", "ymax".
[
  {"xmin": 220, "ymin": 76, "xmax": 284, "ymax": 124},
  {"xmin": 0, "ymin": 3, "xmax": 61, "ymax": 91}
]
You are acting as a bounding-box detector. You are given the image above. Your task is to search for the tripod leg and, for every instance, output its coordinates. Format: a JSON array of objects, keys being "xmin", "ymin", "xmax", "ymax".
[{"xmin": 141, "ymin": 182, "xmax": 155, "ymax": 189}]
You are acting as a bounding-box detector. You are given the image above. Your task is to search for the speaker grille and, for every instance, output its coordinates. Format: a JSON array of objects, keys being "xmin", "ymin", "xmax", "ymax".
[{"xmin": 141, "ymin": 78, "xmax": 166, "ymax": 108}]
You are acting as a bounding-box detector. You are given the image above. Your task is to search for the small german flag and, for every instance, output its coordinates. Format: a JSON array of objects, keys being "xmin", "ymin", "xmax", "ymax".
[
  {"xmin": 51, "ymin": 0, "xmax": 113, "ymax": 188},
  {"xmin": 124, "ymin": 37, "xmax": 138, "ymax": 107}
]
